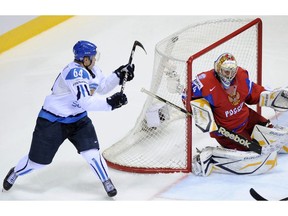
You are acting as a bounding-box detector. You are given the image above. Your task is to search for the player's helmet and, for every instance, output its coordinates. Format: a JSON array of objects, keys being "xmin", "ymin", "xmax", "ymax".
[
  {"xmin": 73, "ymin": 40, "xmax": 97, "ymax": 61},
  {"xmin": 214, "ymin": 53, "xmax": 238, "ymax": 89}
]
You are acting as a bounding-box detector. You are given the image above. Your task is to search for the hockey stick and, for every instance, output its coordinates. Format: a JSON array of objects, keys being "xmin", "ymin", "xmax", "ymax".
[
  {"xmin": 141, "ymin": 87, "xmax": 192, "ymax": 116},
  {"xmin": 250, "ymin": 188, "xmax": 288, "ymax": 201},
  {"xmin": 141, "ymin": 88, "xmax": 264, "ymax": 154},
  {"xmin": 120, "ymin": 40, "xmax": 147, "ymax": 94}
]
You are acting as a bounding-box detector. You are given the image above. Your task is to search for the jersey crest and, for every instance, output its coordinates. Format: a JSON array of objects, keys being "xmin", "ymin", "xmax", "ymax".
[{"xmin": 226, "ymin": 85, "xmax": 240, "ymax": 105}]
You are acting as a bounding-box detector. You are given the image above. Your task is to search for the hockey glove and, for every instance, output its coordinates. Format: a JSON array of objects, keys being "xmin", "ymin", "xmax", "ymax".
[
  {"xmin": 259, "ymin": 88, "xmax": 288, "ymax": 112},
  {"xmin": 106, "ymin": 92, "xmax": 128, "ymax": 110},
  {"xmin": 114, "ymin": 64, "xmax": 135, "ymax": 85}
]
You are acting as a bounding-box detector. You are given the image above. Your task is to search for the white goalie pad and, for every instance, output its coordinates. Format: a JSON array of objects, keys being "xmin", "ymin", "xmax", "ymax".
[
  {"xmin": 190, "ymin": 98, "xmax": 218, "ymax": 133},
  {"xmin": 192, "ymin": 146, "xmax": 278, "ymax": 176},
  {"xmin": 251, "ymin": 124, "xmax": 288, "ymax": 154},
  {"xmin": 259, "ymin": 88, "xmax": 288, "ymax": 112},
  {"xmin": 145, "ymin": 103, "xmax": 170, "ymax": 128}
]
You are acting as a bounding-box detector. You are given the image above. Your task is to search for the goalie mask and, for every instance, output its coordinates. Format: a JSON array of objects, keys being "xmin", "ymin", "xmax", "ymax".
[{"xmin": 214, "ymin": 53, "xmax": 238, "ymax": 89}]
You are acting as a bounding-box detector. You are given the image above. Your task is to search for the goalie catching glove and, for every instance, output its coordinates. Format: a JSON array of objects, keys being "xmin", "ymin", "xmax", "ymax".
[
  {"xmin": 259, "ymin": 87, "xmax": 288, "ymax": 112},
  {"xmin": 106, "ymin": 92, "xmax": 128, "ymax": 110},
  {"xmin": 114, "ymin": 64, "xmax": 135, "ymax": 85}
]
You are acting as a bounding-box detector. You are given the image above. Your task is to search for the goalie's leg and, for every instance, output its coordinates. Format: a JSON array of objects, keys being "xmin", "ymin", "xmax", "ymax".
[
  {"xmin": 192, "ymin": 146, "xmax": 277, "ymax": 176},
  {"xmin": 251, "ymin": 124, "xmax": 288, "ymax": 154},
  {"xmin": 192, "ymin": 147, "xmax": 214, "ymax": 176}
]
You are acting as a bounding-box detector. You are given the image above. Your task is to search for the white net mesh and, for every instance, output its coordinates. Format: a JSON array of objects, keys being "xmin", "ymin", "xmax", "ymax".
[{"xmin": 103, "ymin": 18, "xmax": 261, "ymax": 173}]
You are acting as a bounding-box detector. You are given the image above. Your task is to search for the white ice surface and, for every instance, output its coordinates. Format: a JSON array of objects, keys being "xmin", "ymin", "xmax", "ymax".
[{"xmin": 1, "ymin": 15, "xmax": 288, "ymax": 214}]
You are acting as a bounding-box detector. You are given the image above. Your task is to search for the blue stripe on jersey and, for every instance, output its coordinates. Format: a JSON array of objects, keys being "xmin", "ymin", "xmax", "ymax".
[
  {"xmin": 38, "ymin": 109, "xmax": 87, "ymax": 123},
  {"xmin": 76, "ymin": 84, "xmax": 90, "ymax": 99},
  {"xmin": 80, "ymin": 85, "xmax": 86, "ymax": 97},
  {"xmin": 66, "ymin": 68, "xmax": 90, "ymax": 80},
  {"xmin": 192, "ymin": 82, "xmax": 202, "ymax": 98},
  {"xmin": 89, "ymin": 83, "xmax": 98, "ymax": 90},
  {"xmin": 204, "ymin": 94, "xmax": 215, "ymax": 107},
  {"xmin": 246, "ymin": 78, "xmax": 253, "ymax": 96}
]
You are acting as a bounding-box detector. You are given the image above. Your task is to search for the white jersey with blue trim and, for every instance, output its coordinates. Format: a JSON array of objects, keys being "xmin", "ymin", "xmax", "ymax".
[{"xmin": 42, "ymin": 61, "xmax": 119, "ymax": 117}]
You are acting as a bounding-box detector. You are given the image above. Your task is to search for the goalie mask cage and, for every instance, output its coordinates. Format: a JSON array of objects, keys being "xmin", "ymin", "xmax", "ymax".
[{"xmin": 103, "ymin": 18, "xmax": 262, "ymax": 173}]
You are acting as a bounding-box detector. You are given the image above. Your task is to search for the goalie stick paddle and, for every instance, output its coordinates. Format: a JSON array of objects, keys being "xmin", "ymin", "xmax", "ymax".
[
  {"xmin": 141, "ymin": 88, "xmax": 264, "ymax": 154},
  {"xmin": 120, "ymin": 40, "xmax": 147, "ymax": 94},
  {"xmin": 249, "ymin": 188, "xmax": 288, "ymax": 201}
]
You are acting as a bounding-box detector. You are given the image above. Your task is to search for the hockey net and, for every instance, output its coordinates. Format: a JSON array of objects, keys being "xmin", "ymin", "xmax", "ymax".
[{"xmin": 103, "ymin": 18, "xmax": 262, "ymax": 173}]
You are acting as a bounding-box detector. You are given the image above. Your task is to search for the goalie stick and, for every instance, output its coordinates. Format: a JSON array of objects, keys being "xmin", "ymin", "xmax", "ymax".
[
  {"xmin": 140, "ymin": 88, "xmax": 264, "ymax": 154},
  {"xmin": 249, "ymin": 188, "xmax": 288, "ymax": 201},
  {"xmin": 141, "ymin": 87, "xmax": 192, "ymax": 117},
  {"xmin": 120, "ymin": 40, "xmax": 147, "ymax": 94}
]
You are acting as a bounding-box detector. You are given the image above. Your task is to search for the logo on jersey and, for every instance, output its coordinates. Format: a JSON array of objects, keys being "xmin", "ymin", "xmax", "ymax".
[
  {"xmin": 72, "ymin": 101, "xmax": 81, "ymax": 108},
  {"xmin": 210, "ymin": 86, "xmax": 216, "ymax": 92},
  {"xmin": 228, "ymin": 91, "xmax": 240, "ymax": 105},
  {"xmin": 226, "ymin": 85, "xmax": 240, "ymax": 105},
  {"xmin": 224, "ymin": 101, "xmax": 244, "ymax": 117},
  {"xmin": 193, "ymin": 76, "xmax": 203, "ymax": 92}
]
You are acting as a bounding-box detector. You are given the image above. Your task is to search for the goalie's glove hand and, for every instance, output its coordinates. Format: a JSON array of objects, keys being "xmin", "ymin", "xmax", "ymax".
[
  {"xmin": 114, "ymin": 64, "xmax": 135, "ymax": 85},
  {"xmin": 106, "ymin": 92, "xmax": 128, "ymax": 110},
  {"xmin": 259, "ymin": 88, "xmax": 288, "ymax": 112}
]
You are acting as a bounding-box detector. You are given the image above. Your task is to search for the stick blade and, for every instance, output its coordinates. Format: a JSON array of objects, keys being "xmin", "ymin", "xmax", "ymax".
[
  {"xmin": 249, "ymin": 188, "xmax": 268, "ymax": 201},
  {"xmin": 134, "ymin": 40, "xmax": 147, "ymax": 54}
]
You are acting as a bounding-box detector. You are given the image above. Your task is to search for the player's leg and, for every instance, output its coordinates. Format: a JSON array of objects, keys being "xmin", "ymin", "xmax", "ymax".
[
  {"xmin": 69, "ymin": 116, "xmax": 117, "ymax": 197},
  {"xmin": 3, "ymin": 117, "xmax": 66, "ymax": 191},
  {"xmin": 3, "ymin": 155, "xmax": 45, "ymax": 191},
  {"xmin": 80, "ymin": 148, "xmax": 117, "ymax": 197}
]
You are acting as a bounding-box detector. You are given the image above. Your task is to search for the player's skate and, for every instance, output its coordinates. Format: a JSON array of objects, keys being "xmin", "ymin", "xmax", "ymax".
[
  {"xmin": 3, "ymin": 167, "xmax": 18, "ymax": 191},
  {"xmin": 102, "ymin": 178, "xmax": 117, "ymax": 197}
]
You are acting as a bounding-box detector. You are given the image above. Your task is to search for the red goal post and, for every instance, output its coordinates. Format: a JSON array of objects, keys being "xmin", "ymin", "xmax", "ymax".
[{"xmin": 103, "ymin": 18, "xmax": 263, "ymax": 173}]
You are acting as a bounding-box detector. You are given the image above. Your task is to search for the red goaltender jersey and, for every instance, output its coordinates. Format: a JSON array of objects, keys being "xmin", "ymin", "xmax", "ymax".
[{"xmin": 188, "ymin": 67, "xmax": 265, "ymax": 136}]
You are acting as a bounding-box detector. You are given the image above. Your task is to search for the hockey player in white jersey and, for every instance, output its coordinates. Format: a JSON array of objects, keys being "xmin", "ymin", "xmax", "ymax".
[{"xmin": 2, "ymin": 40, "xmax": 135, "ymax": 197}]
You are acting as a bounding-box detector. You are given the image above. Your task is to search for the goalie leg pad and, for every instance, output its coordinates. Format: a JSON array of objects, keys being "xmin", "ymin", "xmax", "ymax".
[
  {"xmin": 192, "ymin": 146, "xmax": 214, "ymax": 176},
  {"xmin": 251, "ymin": 124, "xmax": 288, "ymax": 154},
  {"xmin": 211, "ymin": 147, "xmax": 277, "ymax": 175},
  {"xmin": 193, "ymin": 146, "xmax": 278, "ymax": 176}
]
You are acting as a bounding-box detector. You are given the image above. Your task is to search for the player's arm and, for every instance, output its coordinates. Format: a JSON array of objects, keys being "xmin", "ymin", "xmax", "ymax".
[
  {"xmin": 90, "ymin": 64, "xmax": 135, "ymax": 95},
  {"xmin": 65, "ymin": 67, "xmax": 127, "ymax": 111}
]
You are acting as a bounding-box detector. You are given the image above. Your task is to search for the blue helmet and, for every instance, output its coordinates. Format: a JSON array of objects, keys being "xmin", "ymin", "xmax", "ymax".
[{"xmin": 73, "ymin": 40, "xmax": 97, "ymax": 61}]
